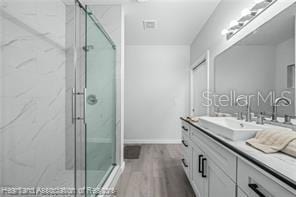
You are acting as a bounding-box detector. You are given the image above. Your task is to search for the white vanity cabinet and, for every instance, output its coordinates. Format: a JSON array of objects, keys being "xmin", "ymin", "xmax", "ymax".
[
  {"xmin": 181, "ymin": 120, "xmax": 236, "ymax": 197},
  {"xmin": 181, "ymin": 119, "xmax": 296, "ymax": 197}
]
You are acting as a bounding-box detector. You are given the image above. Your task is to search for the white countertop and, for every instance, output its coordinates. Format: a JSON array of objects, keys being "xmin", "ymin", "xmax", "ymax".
[{"xmin": 186, "ymin": 117, "xmax": 296, "ymax": 189}]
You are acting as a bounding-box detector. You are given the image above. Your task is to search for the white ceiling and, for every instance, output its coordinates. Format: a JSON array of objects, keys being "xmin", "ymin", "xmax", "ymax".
[{"xmin": 86, "ymin": 0, "xmax": 221, "ymax": 45}]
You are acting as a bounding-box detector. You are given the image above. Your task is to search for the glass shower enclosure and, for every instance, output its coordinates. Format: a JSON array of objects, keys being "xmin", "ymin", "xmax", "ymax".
[
  {"xmin": 0, "ymin": 0, "xmax": 117, "ymax": 195},
  {"xmin": 84, "ymin": 6, "xmax": 117, "ymax": 189}
]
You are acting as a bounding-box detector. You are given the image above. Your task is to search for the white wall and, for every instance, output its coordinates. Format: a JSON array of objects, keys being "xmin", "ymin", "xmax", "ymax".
[{"xmin": 125, "ymin": 45, "xmax": 190, "ymax": 143}]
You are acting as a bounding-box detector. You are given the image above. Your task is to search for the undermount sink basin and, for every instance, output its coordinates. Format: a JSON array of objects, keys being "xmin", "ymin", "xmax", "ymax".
[{"xmin": 199, "ymin": 117, "xmax": 264, "ymax": 141}]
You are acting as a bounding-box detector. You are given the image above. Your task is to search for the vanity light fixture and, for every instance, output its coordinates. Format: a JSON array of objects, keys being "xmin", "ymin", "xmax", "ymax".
[
  {"xmin": 251, "ymin": 0, "xmax": 274, "ymax": 12},
  {"xmin": 238, "ymin": 8, "xmax": 257, "ymax": 24},
  {"xmin": 221, "ymin": 29, "xmax": 229, "ymax": 36},
  {"xmin": 222, "ymin": 0, "xmax": 277, "ymax": 40},
  {"xmin": 229, "ymin": 20, "xmax": 243, "ymax": 30}
]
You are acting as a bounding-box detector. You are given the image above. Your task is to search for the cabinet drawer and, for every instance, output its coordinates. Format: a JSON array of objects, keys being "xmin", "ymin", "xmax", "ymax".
[
  {"xmin": 238, "ymin": 158, "xmax": 296, "ymax": 197},
  {"xmin": 182, "ymin": 143, "xmax": 192, "ymax": 180},
  {"xmin": 191, "ymin": 127, "xmax": 237, "ymax": 182},
  {"xmin": 181, "ymin": 120, "xmax": 190, "ymax": 137},
  {"xmin": 182, "ymin": 133, "xmax": 191, "ymax": 156}
]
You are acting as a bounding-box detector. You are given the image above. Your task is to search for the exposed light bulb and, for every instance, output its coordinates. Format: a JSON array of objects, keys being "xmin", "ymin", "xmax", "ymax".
[
  {"xmin": 230, "ymin": 20, "xmax": 239, "ymax": 27},
  {"xmin": 241, "ymin": 8, "xmax": 251, "ymax": 17},
  {"xmin": 239, "ymin": 8, "xmax": 257, "ymax": 24},
  {"xmin": 221, "ymin": 29, "xmax": 228, "ymax": 36},
  {"xmin": 254, "ymin": 0, "xmax": 264, "ymax": 3},
  {"xmin": 255, "ymin": 0, "xmax": 274, "ymax": 3},
  {"xmin": 254, "ymin": 0, "xmax": 272, "ymax": 3}
]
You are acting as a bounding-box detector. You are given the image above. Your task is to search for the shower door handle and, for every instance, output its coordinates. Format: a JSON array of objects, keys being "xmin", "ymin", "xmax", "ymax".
[
  {"xmin": 72, "ymin": 89, "xmax": 86, "ymax": 125},
  {"xmin": 76, "ymin": 88, "xmax": 86, "ymax": 125},
  {"xmin": 72, "ymin": 88, "xmax": 76, "ymax": 124},
  {"xmin": 83, "ymin": 88, "xmax": 87, "ymax": 125}
]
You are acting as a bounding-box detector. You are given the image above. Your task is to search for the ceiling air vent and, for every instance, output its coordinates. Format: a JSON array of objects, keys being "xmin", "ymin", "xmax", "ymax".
[{"xmin": 143, "ymin": 20, "xmax": 157, "ymax": 30}]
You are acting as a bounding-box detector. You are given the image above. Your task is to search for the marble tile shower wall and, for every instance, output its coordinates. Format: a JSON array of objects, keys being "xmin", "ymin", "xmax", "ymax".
[{"xmin": 0, "ymin": 0, "xmax": 75, "ymax": 188}]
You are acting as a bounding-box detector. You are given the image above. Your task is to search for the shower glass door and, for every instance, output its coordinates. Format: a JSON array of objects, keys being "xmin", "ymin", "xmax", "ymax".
[{"xmin": 85, "ymin": 7, "xmax": 116, "ymax": 189}]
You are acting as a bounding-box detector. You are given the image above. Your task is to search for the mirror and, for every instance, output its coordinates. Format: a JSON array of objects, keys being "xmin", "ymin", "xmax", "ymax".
[{"xmin": 214, "ymin": 3, "xmax": 296, "ymax": 117}]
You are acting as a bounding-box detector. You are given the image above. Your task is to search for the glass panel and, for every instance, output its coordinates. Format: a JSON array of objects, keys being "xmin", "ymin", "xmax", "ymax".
[
  {"xmin": 85, "ymin": 7, "xmax": 116, "ymax": 189},
  {"xmin": 0, "ymin": 0, "xmax": 77, "ymax": 192},
  {"xmin": 75, "ymin": 2, "xmax": 87, "ymax": 194}
]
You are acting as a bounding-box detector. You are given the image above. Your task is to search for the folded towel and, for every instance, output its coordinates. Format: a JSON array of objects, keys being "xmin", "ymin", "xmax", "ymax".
[
  {"xmin": 246, "ymin": 128, "xmax": 296, "ymax": 154},
  {"xmin": 187, "ymin": 116, "xmax": 199, "ymax": 122},
  {"xmin": 282, "ymin": 139, "xmax": 296, "ymax": 157}
]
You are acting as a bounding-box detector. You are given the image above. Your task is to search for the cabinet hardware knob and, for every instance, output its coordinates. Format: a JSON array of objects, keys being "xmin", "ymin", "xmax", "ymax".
[
  {"xmin": 181, "ymin": 159, "xmax": 188, "ymax": 168},
  {"xmin": 182, "ymin": 140, "xmax": 188, "ymax": 147},
  {"xmin": 198, "ymin": 155, "xmax": 203, "ymax": 173},
  {"xmin": 182, "ymin": 126, "xmax": 188, "ymax": 131},
  {"xmin": 202, "ymin": 158, "xmax": 207, "ymax": 178}
]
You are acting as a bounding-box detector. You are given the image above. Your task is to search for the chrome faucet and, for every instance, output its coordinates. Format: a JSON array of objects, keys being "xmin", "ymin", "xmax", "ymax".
[
  {"xmin": 235, "ymin": 97, "xmax": 244, "ymax": 120},
  {"xmin": 235, "ymin": 97, "xmax": 252, "ymax": 122},
  {"xmin": 256, "ymin": 112, "xmax": 265, "ymax": 125},
  {"xmin": 271, "ymin": 97, "xmax": 290, "ymax": 122},
  {"xmin": 245, "ymin": 102, "xmax": 252, "ymax": 122}
]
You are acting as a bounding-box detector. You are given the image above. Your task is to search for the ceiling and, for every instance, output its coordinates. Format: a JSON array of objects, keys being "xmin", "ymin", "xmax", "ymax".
[
  {"xmin": 238, "ymin": 4, "xmax": 296, "ymax": 46},
  {"xmin": 86, "ymin": 0, "xmax": 221, "ymax": 45}
]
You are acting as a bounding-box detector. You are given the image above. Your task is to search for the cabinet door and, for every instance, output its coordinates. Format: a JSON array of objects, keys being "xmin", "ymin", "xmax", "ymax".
[
  {"xmin": 192, "ymin": 144, "xmax": 206, "ymax": 197},
  {"xmin": 204, "ymin": 158, "xmax": 236, "ymax": 197},
  {"xmin": 238, "ymin": 187, "xmax": 248, "ymax": 197}
]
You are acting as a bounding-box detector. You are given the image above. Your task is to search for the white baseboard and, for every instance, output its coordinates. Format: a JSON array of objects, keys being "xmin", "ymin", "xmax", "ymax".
[{"xmin": 124, "ymin": 139, "xmax": 181, "ymax": 144}]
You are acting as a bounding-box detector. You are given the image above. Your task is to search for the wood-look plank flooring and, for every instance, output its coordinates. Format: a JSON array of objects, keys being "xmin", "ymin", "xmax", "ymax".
[{"xmin": 115, "ymin": 144, "xmax": 195, "ymax": 197}]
